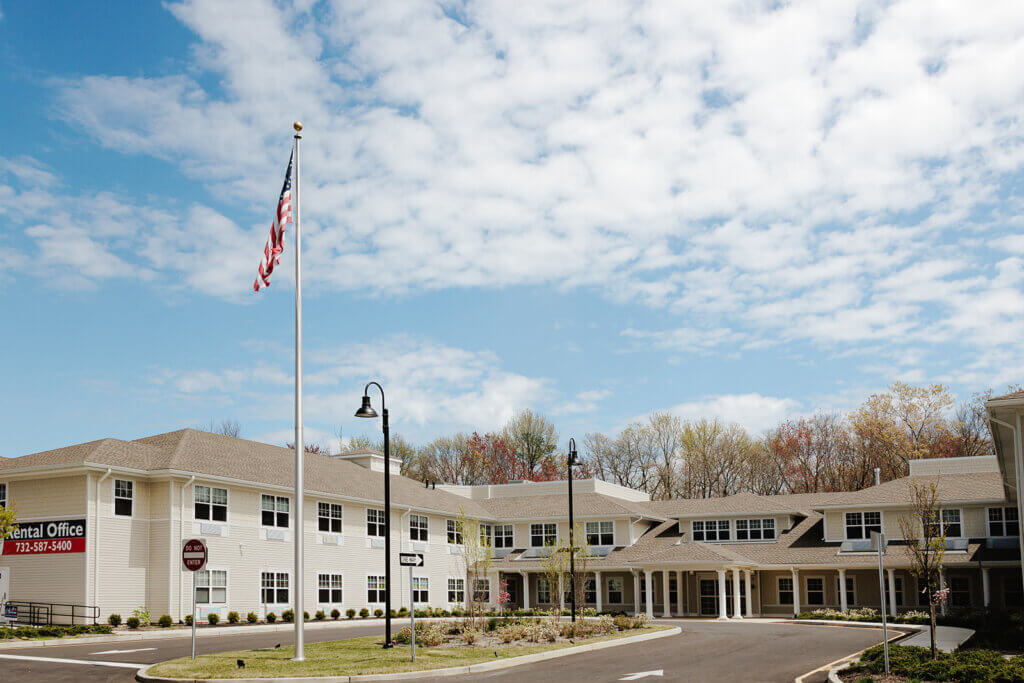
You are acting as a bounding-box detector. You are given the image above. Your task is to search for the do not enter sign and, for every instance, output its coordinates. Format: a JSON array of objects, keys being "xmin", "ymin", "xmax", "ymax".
[{"xmin": 182, "ymin": 538, "xmax": 207, "ymax": 572}]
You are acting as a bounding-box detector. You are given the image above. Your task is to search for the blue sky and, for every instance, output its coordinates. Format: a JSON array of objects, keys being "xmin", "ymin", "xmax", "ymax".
[{"xmin": 2, "ymin": 0, "xmax": 1024, "ymax": 458}]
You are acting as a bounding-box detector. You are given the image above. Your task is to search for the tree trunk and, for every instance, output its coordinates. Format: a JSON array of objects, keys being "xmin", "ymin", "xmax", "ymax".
[{"xmin": 929, "ymin": 602, "xmax": 937, "ymax": 660}]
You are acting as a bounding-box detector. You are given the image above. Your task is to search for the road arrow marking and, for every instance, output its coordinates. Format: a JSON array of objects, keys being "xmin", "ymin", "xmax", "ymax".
[
  {"xmin": 620, "ymin": 671, "xmax": 664, "ymax": 680},
  {"xmin": 0, "ymin": 654, "xmax": 146, "ymax": 669},
  {"xmin": 91, "ymin": 647, "xmax": 157, "ymax": 655}
]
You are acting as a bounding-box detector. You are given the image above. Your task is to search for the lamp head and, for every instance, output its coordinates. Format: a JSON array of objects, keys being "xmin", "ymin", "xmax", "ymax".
[
  {"xmin": 354, "ymin": 394, "xmax": 378, "ymax": 418},
  {"xmin": 567, "ymin": 437, "xmax": 578, "ymax": 465}
]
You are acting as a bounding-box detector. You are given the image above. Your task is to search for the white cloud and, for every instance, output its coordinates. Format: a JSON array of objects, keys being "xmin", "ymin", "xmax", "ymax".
[
  {"xmin": 553, "ymin": 389, "xmax": 612, "ymax": 415},
  {"xmin": 662, "ymin": 393, "xmax": 802, "ymax": 435}
]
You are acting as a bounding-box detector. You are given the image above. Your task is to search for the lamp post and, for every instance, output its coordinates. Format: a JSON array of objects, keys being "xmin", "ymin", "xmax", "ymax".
[
  {"xmin": 567, "ymin": 437, "xmax": 578, "ymax": 624},
  {"xmin": 355, "ymin": 381, "xmax": 393, "ymax": 649}
]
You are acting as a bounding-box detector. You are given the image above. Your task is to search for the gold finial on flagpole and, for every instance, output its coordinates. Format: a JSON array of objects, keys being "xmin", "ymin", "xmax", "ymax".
[{"xmin": 293, "ymin": 121, "xmax": 303, "ymax": 132}]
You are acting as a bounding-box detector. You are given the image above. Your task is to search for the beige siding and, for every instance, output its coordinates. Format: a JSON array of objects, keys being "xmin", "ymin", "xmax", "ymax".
[{"xmin": 8, "ymin": 476, "xmax": 87, "ymax": 519}]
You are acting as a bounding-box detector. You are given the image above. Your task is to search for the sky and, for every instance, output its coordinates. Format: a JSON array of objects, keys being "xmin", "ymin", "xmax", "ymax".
[{"xmin": 2, "ymin": 0, "xmax": 1024, "ymax": 458}]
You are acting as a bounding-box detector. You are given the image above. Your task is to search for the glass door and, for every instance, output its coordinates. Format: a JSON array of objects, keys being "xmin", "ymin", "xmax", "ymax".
[{"xmin": 699, "ymin": 579, "xmax": 718, "ymax": 615}]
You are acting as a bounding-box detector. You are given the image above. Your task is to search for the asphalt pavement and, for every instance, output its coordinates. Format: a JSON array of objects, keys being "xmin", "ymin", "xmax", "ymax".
[{"xmin": 0, "ymin": 619, "xmax": 884, "ymax": 683}]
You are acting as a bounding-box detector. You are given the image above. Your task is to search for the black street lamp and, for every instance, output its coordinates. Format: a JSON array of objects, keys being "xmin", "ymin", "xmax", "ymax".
[
  {"xmin": 354, "ymin": 381, "xmax": 393, "ymax": 649},
  {"xmin": 567, "ymin": 437, "xmax": 578, "ymax": 624}
]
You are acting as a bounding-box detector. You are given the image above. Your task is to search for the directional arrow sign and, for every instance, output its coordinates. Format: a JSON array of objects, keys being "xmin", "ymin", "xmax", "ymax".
[
  {"xmin": 619, "ymin": 671, "xmax": 664, "ymax": 681},
  {"xmin": 399, "ymin": 552, "xmax": 424, "ymax": 567}
]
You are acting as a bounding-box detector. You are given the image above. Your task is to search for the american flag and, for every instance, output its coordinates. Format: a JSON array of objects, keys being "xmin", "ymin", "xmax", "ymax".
[{"xmin": 253, "ymin": 152, "xmax": 294, "ymax": 291}]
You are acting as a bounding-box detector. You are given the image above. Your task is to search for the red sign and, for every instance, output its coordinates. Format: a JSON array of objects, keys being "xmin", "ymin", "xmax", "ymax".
[
  {"xmin": 2, "ymin": 519, "xmax": 87, "ymax": 555},
  {"xmin": 3, "ymin": 537, "xmax": 86, "ymax": 555},
  {"xmin": 182, "ymin": 538, "xmax": 207, "ymax": 572}
]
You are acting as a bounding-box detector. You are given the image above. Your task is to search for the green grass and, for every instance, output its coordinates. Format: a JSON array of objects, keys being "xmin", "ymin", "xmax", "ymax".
[{"xmin": 147, "ymin": 626, "xmax": 669, "ymax": 679}]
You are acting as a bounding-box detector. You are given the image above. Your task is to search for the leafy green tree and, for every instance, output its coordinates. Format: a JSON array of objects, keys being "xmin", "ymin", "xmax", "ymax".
[{"xmin": 502, "ymin": 409, "xmax": 559, "ymax": 473}]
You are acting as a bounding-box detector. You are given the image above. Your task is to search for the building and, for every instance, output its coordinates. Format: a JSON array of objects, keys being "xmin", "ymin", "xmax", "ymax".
[{"xmin": 0, "ymin": 427, "xmax": 1020, "ymax": 623}]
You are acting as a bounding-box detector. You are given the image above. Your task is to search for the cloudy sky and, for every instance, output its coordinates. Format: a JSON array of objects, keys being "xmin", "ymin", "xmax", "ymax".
[{"xmin": 2, "ymin": 0, "xmax": 1023, "ymax": 457}]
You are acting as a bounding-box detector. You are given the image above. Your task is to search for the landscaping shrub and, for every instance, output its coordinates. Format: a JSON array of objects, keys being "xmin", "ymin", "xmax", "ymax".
[
  {"xmin": 374, "ymin": 608, "xmax": 384, "ymax": 618},
  {"xmin": 184, "ymin": 615, "xmax": 193, "ymax": 626},
  {"xmin": 359, "ymin": 608, "xmax": 369, "ymax": 619},
  {"xmin": 331, "ymin": 608, "xmax": 340, "ymax": 620},
  {"xmin": 247, "ymin": 612, "xmax": 258, "ymax": 624},
  {"xmin": 107, "ymin": 614, "xmax": 122, "ymax": 627},
  {"xmin": 346, "ymin": 608, "xmax": 356, "ymax": 619},
  {"xmin": 393, "ymin": 623, "xmax": 445, "ymax": 647},
  {"xmin": 158, "ymin": 614, "xmax": 173, "ymax": 628},
  {"xmin": 207, "ymin": 613, "xmax": 219, "ymax": 625},
  {"xmin": 315, "ymin": 610, "xmax": 325, "ymax": 621},
  {"xmin": 265, "ymin": 612, "xmax": 276, "ymax": 623},
  {"xmin": 303, "ymin": 611, "xmax": 310, "ymax": 621},
  {"xmin": 126, "ymin": 617, "xmax": 141, "ymax": 629},
  {"xmin": 227, "ymin": 611, "xmax": 240, "ymax": 624},
  {"xmin": 397, "ymin": 607, "xmax": 408, "ymax": 617},
  {"xmin": 389, "ymin": 609, "xmax": 396, "ymax": 617},
  {"xmin": 282, "ymin": 609, "xmax": 295, "ymax": 623},
  {"xmin": 487, "ymin": 616, "xmax": 499, "ymax": 632},
  {"xmin": 462, "ymin": 627, "xmax": 481, "ymax": 644},
  {"xmin": 131, "ymin": 606, "xmax": 151, "ymax": 626},
  {"xmin": 0, "ymin": 625, "xmax": 112, "ymax": 640},
  {"xmin": 854, "ymin": 644, "xmax": 1024, "ymax": 682}
]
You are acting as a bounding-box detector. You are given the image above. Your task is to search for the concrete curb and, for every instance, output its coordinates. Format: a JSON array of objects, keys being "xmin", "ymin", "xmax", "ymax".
[
  {"xmin": 827, "ymin": 660, "xmax": 853, "ymax": 683},
  {"xmin": 134, "ymin": 626, "xmax": 681, "ymax": 683}
]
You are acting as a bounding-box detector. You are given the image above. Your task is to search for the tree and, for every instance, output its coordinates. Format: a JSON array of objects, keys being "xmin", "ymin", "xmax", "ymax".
[
  {"xmin": 767, "ymin": 414, "xmax": 851, "ymax": 493},
  {"xmin": 285, "ymin": 441, "xmax": 327, "ymax": 454},
  {"xmin": 472, "ymin": 432, "xmax": 560, "ymax": 484},
  {"xmin": 454, "ymin": 505, "xmax": 492, "ymax": 627},
  {"xmin": 501, "ymin": 409, "xmax": 559, "ymax": 474},
  {"xmin": 205, "ymin": 420, "xmax": 240, "ymax": 437},
  {"xmin": 647, "ymin": 412, "xmax": 684, "ymax": 499},
  {"xmin": 336, "ymin": 434, "xmax": 419, "ymax": 476},
  {"xmin": 0, "ymin": 503, "xmax": 16, "ymax": 544},
  {"xmin": 417, "ymin": 433, "xmax": 479, "ymax": 485},
  {"xmin": 897, "ymin": 480, "xmax": 947, "ymax": 659},
  {"xmin": 539, "ymin": 533, "xmax": 569, "ymax": 620}
]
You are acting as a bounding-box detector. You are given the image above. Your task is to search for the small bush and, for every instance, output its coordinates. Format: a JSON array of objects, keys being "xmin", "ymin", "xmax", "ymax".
[
  {"xmin": 331, "ymin": 608, "xmax": 340, "ymax": 620},
  {"xmin": 207, "ymin": 613, "xmax": 219, "ymax": 625},
  {"xmin": 282, "ymin": 609, "xmax": 295, "ymax": 623},
  {"xmin": 303, "ymin": 611, "xmax": 310, "ymax": 621},
  {"xmin": 227, "ymin": 611, "xmax": 240, "ymax": 624},
  {"xmin": 126, "ymin": 616, "xmax": 141, "ymax": 629},
  {"xmin": 359, "ymin": 608, "xmax": 370, "ymax": 619},
  {"xmin": 107, "ymin": 614, "xmax": 122, "ymax": 627},
  {"xmin": 855, "ymin": 677, "xmax": 872, "ymax": 683},
  {"xmin": 158, "ymin": 614, "xmax": 173, "ymax": 628},
  {"xmin": 184, "ymin": 614, "xmax": 193, "ymax": 626},
  {"xmin": 374, "ymin": 608, "xmax": 384, "ymax": 618},
  {"xmin": 315, "ymin": 610, "xmax": 325, "ymax": 621},
  {"xmin": 247, "ymin": 612, "xmax": 258, "ymax": 624},
  {"xmin": 266, "ymin": 612, "xmax": 277, "ymax": 623},
  {"xmin": 487, "ymin": 617, "xmax": 499, "ymax": 632},
  {"xmin": 131, "ymin": 606, "xmax": 151, "ymax": 626},
  {"xmin": 397, "ymin": 607, "xmax": 408, "ymax": 617},
  {"xmin": 347, "ymin": 608, "xmax": 356, "ymax": 619}
]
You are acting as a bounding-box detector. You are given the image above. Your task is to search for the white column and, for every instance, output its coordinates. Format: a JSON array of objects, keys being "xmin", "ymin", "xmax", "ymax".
[
  {"xmin": 839, "ymin": 569, "xmax": 848, "ymax": 612},
  {"xmin": 677, "ymin": 570, "xmax": 685, "ymax": 616},
  {"xmin": 717, "ymin": 569, "xmax": 728, "ymax": 620},
  {"xmin": 520, "ymin": 572, "xmax": 530, "ymax": 610},
  {"xmin": 887, "ymin": 569, "xmax": 897, "ymax": 618},
  {"xmin": 633, "ymin": 572, "xmax": 640, "ymax": 615},
  {"xmin": 662, "ymin": 570, "xmax": 672, "ymax": 618},
  {"xmin": 594, "ymin": 571, "xmax": 602, "ymax": 613},
  {"xmin": 732, "ymin": 569, "xmax": 742, "ymax": 619},
  {"xmin": 982, "ymin": 567, "xmax": 991, "ymax": 607},
  {"xmin": 489, "ymin": 571, "xmax": 500, "ymax": 608},
  {"xmin": 644, "ymin": 570, "xmax": 654, "ymax": 618},
  {"xmin": 939, "ymin": 570, "xmax": 948, "ymax": 616},
  {"xmin": 558, "ymin": 573, "xmax": 565, "ymax": 611},
  {"xmin": 744, "ymin": 570, "xmax": 754, "ymax": 618},
  {"xmin": 791, "ymin": 569, "xmax": 800, "ymax": 617}
]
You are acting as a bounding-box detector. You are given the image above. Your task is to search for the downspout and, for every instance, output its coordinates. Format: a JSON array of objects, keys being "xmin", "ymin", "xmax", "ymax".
[
  {"xmin": 94, "ymin": 469, "xmax": 112, "ymax": 609},
  {"xmin": 178, "ymin": 476, "xmax": 195, "ymax": 620},
  {"xmin": 989, "ymin": 415, "xmax": 1024, "ymax": 593}
]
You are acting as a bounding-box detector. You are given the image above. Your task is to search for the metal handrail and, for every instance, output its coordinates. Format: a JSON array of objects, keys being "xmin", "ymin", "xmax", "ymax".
[{"xmin": 5, "ymin": 600, "xmax": 100, "ymax": 625}]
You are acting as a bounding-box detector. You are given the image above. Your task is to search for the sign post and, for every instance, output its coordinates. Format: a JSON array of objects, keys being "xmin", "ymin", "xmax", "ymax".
[
  {"xmin": 871, "ymin": 531, "xmax": 890, "ymax": 675},
  {"xmin": 399, "ymin": 553, "xmax": 424, "ymax": 662},
  {"xmin": 182, "ymin": 538, "xmax": 208, "ymax": 660}
]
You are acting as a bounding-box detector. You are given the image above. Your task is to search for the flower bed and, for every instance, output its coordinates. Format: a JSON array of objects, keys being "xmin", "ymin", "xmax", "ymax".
[
  {"xmin": 798, "ymin": 607, "xmax": 931, "ymax": 624},
  {"xmin": 840, "ymin": 645, "xmax": 1024, "ymax": 682},
  {"xmin": 392, "ymin": 613, "xmax": 651, "ymax": 648}
]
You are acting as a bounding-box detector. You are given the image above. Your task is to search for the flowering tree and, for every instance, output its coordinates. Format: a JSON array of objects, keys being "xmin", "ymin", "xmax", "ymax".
[
  {"xmin": 496, "ymin": 579, "xmax": 512, "ymax": 614},
  {"xmin": 898, "ymin": 480, "xmax": 947, "ymax": 659}
]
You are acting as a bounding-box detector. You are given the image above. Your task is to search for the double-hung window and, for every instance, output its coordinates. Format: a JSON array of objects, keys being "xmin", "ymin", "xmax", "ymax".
[
  {"xmin": 479, "ymin": 524, "xmax": 492, "ymax": 548},
  {"xmin": 261, "ymin": 494, "xmax": 289, "ymax": 528},
  {"xmin": 367, "ymin": 575, "xmax": 386, "ymax": 603},
  {"xmin": 446, "ymin": 519, "xmax": 463, "ymax": 545},
  {"xmin": 114, "ymin": 479, "xmax": 133, "ymax": 516},
  {"xmin": 367, "ymin": 509, "xmax": 385, "ymax": 537},
  {"xmin": 925, "ymin": 509, "xmax": 962, "ymax": 538},
  {"xmin": 844, "ymin": 511, "xmax": 881, "ymax": 540},
  {"xmin": 885, "ymin": 577, "xmax": 904, "ymax": 607},
  {"xmin": 447, "ymin": 578, "xmax": 465, "ymax": 603},
  {"xmin": 261, "ymin": 571, "xmax": 289, "ymax": 604},
  {"xmin": 988, "ymin": 507, "xmax": 1020, "ymax": 537},
  {"xmin": 1006, "ymin": 575, "xmax": 1023, "ymax": 608},
  {"xmin": 195, "ymin": 486, "xmax": 228, "ymax": 522},
  {"xmin": 530, "ymin": 523, "xmax": 557, "ymax": 547},
  {"xmin": 318, "ymin": 573, "xmax": 342, "ymax": 604},
  {"xmin": 736, "ymin": 518, "xmax": 775, "ymax": 540},
  {"xmin": 692, "ymin": 519, "xmax": 730, "ymax": 541},
  {"xmin": 778, "ymin": 577, "xmax": 794, "ymax": 605},
  {"xmin": 586, "ymin": 521, "xmax": 614, "ymax": 546},
  {"xmin": 607, "ymin": 577, "xmax": 623, "ymax": 603},
  {"xmin": 806, "ymin": 577, "xmax": 824, "ymax": 605},
  {"xmin": 412, "ymin": 577, "xmax": 429, "ymax": 603},
  {"xmin": 317, "ymin": 502, "xmax": 343, "ymax": 533},
  {"xmin": 0, "ymin": 483, "xmax": 8, "ymax": 508},
  {"xmin": 196, "ymin": 569, "xmax": 227, "ymax": 604},
  {"xmin": 584, "ymin": 578, "xmax": 597, "ymax": 604},
  {"xmin": 493, "ymin": 524, "xmax": 513, "ymax": 548},
  {"xmin": 410, "ymin": 514, "xmax": 428, "ymax": 541},
  {"xmin": 472, "ymin": 578, "xmax": 489, "ymax": 603},
  {"xmin": 537, "ymin": 578, "xmax": 551, "ymax": 604}
]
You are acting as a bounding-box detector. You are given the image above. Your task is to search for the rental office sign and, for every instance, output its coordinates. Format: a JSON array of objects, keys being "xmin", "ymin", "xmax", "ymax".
[{"xmin": 1, "ymin": 519, "xmax": 87, "ymax": 555}]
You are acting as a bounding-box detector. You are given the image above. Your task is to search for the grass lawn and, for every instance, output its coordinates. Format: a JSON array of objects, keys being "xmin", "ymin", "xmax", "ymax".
[{"xmin": 147, "ymin": 626, "xmax": 670, "ymax": 679}]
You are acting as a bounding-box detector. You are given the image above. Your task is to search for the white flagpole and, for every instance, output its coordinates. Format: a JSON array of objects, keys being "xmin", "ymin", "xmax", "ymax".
[{"xmin": 292, "ymin": 121, "xmax": 305, "ymax": 662}]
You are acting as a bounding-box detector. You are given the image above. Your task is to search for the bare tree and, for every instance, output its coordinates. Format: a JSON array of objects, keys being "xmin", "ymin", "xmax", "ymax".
[
  {"xmin": 502, "ymin": 409, "xmax": 559, "ymax": 474},
  {"xmin": 897, "ymin": 480, "xmax": 947, "ymax": 659},
  {"xmin": 205, "ymin": 420, "xmax": 241, "ymax": 437},
  {"xmin": 455, "ymin": 506, "xmax": 492, "ymax": 628}
]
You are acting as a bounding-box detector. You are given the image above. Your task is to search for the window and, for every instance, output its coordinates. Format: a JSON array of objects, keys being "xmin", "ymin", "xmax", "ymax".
[
  {"xmin": 530, "ymin": 523, "xmax": 557, "ymax": 547},
  {"xmin": 367, "ymin": 575, "xmax": 386, "ymax": 603},
  {"xmin": 778, "ymin": 577, "xmax": 794, "ymax": 605},
  {"xmin": 114, "ymin": 479, "xmax": 133, "ymax": 516},
  {"xmin": 885, "ymin": 577, "xmax": 904, "ymax": 607},
  {"xmin": 261, "ymin": 572, "xmax": 289, "ymax": 604},
  {"xmin": 412, "ymin": 577, "xmax": 429, "ymax": 603},
  {"xmin": 493, "ymin": 524, "xmax": 514, "ymax": 548},
  {"xmin": 472, "ymin": 578, "xmax": 490, "ymax": 603},
  {"xmin": 448, "ymin": 578, "xmax": 465, "ymax": 603},
  {"xmin": 949, "ymin": 577, "xmax": 970, "ymax": 607},
  {"xmin": 736, "ymin": 518, "xmax": 776, "ymax": 541},
  {"xmin": 261, "ymin": 494, "xmax": 289, "ymax": 528},
  {"xmin": 836, "ymin": 576, "xmax": 856, "ymax": 606},
  {"xmin": 367, "ymin": 509, "xmax": 385, "ymax": 537},
  {"xmin": 584, "ymin": 578, "xmax": 597, "ymax": 604},
  {"xmin": 988, "ymin": 507, "xmax": 1020, "ymax": 537},
  {"xmin": 1005, "ymin": 575, "xmax": 1023, "ymax": 608},
  {"xmin": 537, "ymin": 578, "xmax": 551, "ymax": 604},
  {"xmin": 195, "ymin": 569, "xmax": 226, "ymax": 604},
  {"xmin": 318, "ymin": 573, "xmax": 342, "ymax": 604},
  {"xmin": 479, "ymin": 524, "xmax": 492, "ymax": 548},
  {"xmin": 410, "ymin": 514, "xmax": 428, "ymax": 541},
  {"xmin": 446, "ymin": 519, "xmax": 463, "ymax": 545},
  {"xmin": 806, "ymin": 577, "xmax": 825, "ymax": 605},
  {"xmin": 586, "ymin": 521, "xmax": 614, "ymax": 546},
  {"xmin": 607, "ymin": 577, "xmax": 623, "ymax": 603},
  {"xmin": 925, "ymin": 509, "xmax": 962, "ymax": 538},
  {"xmin": 195, "ymin": 486, "xmax": 228, "ymax": 522},
  {"xmin": 0, "ymin": 483, "xmax": 7, "ymax": 508},
  {"xmin": 692, "ymin": 519, "xmax": 730, "ymax": 542},
  {"xmin": 844, "ymin": 511, "xmax": 882, "ymax": 540},
  {"xmin": 317, "ymin": 502, "xmax": 342, "ymax": 533}
]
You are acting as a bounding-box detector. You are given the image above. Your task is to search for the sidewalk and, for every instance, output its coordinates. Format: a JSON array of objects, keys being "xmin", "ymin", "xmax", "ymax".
[{"xmin": 794, "ymin": 619, "xmax": 974, "ymax": 653}]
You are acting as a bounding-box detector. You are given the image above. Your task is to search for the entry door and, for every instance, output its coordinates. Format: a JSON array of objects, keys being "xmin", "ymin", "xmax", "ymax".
[
  {"xmin": 506, "ymin": 577, "xmax": 520, "ymax": 607},
  {"xmin": 699, "ymin": 579, "xmax": 718, "ymax": 615}
]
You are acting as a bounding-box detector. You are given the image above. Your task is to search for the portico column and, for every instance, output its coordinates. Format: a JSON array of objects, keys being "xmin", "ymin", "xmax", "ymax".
[
  {"xmin": 839, "ymin": 568, "xmax": 848, "ymax": 612},
  {"xmin": 939, "ymin": 569, "xmax": 948, "ymax": 616},
  {"xmin": 520, "ymin": 572, "xmax": 530, "ymax": 610},
  {"xmin": 558, "ymin": 573, "xmax": 565, "ymax": 611},
  {"xmin": 982, "ymin": 567, "xmax": 991, "ymax": 607},
  {"xmin": 644, "ymin": 570, "xmax": 654, "ymax": 618},
  {"xmin": 744, "ymin": 570, "xmax": 754, "ymax": 618},
  {"xmin": 662, "ymin": 570, "xmax": 672, "ymax": 618},
  {"xmin": 489, "ymin": 570, "xmax": 500, "ymax": 608},
  {"xmin": 731, "ymin": 569, "xmax": 743, "ymax": 618},
  {"xmin": 677, "ymin": 570, "xmax": 685, "ymax": 616},
  {"xmin": 886, "ymin": 569, "xmax": 897, "ymax": 617},
  {"xmin": 791, "ymin": 569, "xmax": 800, "ymax": 617},
  {"xmin": 633, "ymin": 572, "xmax": 640, "ymax": 615},
  {"xmin": 594, "ymin": 571, "xmax": 602, "ymax": 612},
  {"xmin": 716, "ymin": 569, "xmax": 728, "ymax": 620}
]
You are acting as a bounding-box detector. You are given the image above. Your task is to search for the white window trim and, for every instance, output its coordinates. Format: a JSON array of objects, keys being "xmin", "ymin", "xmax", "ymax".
[
  {"xmin": 804, "ymin": 574, "xmax": 827, "ymax": 607},
  {"xmin": 366, "ymin": 508, "xmax": 386, "ymax": 538},
  {"xmin": 536, "ymin": 577, "xmax": 552, "ymax": 604},
  {"xmin": 195, "ymin": 567, "xmax": 229, "ymax": 606},
  {"xmin": 843, "ymin": 510, "xmax": 884, "ymax": 541},
  {"xmin": 941, "ymin": 507, "xmax": 964, "ymax": 539},
  {"xmin": 776, "ymin": 576, "xmax": 795, "ymax": 606},
  {"xmin": 260, "ymin": 494, "xmax": 291, "ymax": 529},
  {"xmin": 734, "ymin": 517, "xmax": 777, "ymax": 542},
  {"xmin": 194, "ymin": 485, "xmax": 229, "ymax": 524},
  {"xmin": 472, "ymin": 577, "xmax": 490, "ymax": 603},
  {"xmin": 411, "ymin": 576, "xmax": 429, "ymax": 604},
  {"xmin": 113, "ymin": 478, "xmax": 134, "ymax": 517},
  {"xmin": 366, "ymin": 574, "xmax": 387, "ymax": 605},
  {"xmin": 0, "ymin": 481, "xmax": 7, "ymax": 508},
  {"xmin": 837, "ymin": 575, "xmax": 857, "ymax": 606},
  {"xmin": 691, "ymin": 519, "xmax": 731, "ymax": 542},
  {"xmin": 530, "ymin": 522, "xmax": 557, "ymax": 548},
  {"xmin": 607, "ymin": 576, "xmax": 624, "ymax": 603},
  {"xmin": 987, "ymin": 506, "xmax": 1020, "ymax": 538},
  {"xmin": 447, "ymin": 577, "xmax": 466, "ymax": 604},
  {"xmin": 260, "ymin": 569, "xmax": 291, "ymax": 606},
  {"xmin": 446, "ymin": 519, "xmax": 464, "ymax": 545},
  {"xmin": 409, "ymin": 514, "xmax": 429, "ymax": 542},
  {"xmin": 585, "ymin": 520, "xmax": 615, "ymax": 546},
  {"xmin": 493, "ymin": 524, "xmax": 514, "ymax": 548},
  {"xmin": 316, "ymin": 572, "xmax": 344, "ymax": 606}
]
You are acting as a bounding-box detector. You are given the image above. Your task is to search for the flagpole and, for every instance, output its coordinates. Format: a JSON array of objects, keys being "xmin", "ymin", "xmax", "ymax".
[{"xmin": 292, "ymin": 121, "xmax": 305, "ymax": 662}]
